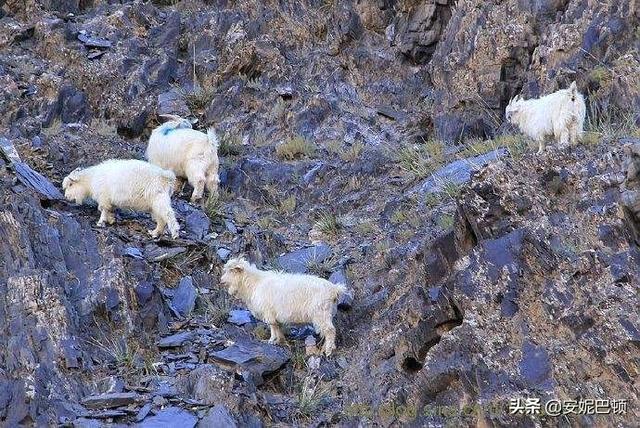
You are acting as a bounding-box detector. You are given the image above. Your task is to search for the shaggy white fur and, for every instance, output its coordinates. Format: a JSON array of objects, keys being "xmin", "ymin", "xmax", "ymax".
[
  {"xmin": 146, "ymin": 115, "xmax": 220, "ymax": 203},
  {"xmin": 506, "ymin": 81, "xmax": 586, "ymax": 154},
  {"xmin": 220, "ymin": 257, "xmax": 346, "ymax": 356},
  {"xmin": 62, "ymin": 159, "xmax": 179, "ymax": 238}
]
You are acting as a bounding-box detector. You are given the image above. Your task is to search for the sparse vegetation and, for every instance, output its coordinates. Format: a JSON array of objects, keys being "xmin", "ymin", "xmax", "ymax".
[
  {"xmin": 313, "ymin": 212, "xmax": 341, "ymax": 237},
  {"xmin": 457, "ymin": 138, "xmax": 498, "ymax": 158},
  {"xmin": 279, "ymin": 195, "xmax": 297, "ymax": 215},
  {"xmin": 586, "ymin": 95, "xmax": 638, "ymax": 143},
  {"xmin": 424, "ymin": 192, "xmax": 442, "ymax": 208},
  {"xmin": 271, "ymin": 97, "xmax": 288, "ymax": 122},
  {"xmin": 441, "ymin": 180, "xmax": 462, "ymax": 200},
  {"xmin": 339, "ymin": 141, "xmax": 365, "ymax": 162},
  {"xmin": 92, "ymin": 118, "xmax": 118, "ymax": 138},
  {"xmin": 204, "ymin": 191, "xmax": 227, "ymax": 221},
  {"xmin": 589, "ymin": 66, "xmax": 612, "ymax": 85},
  {"xmin": 346, "ymin": 175, "xmax": 364, "ymax": 191},
  {"xmin": 276, "ymin": 136, "xmax": 316, "ymax": 160},
  {"xmin": 437, "ymin": 213, "xmax": 455, "ymax": 230},
  {"xmin": 253, "ymin": 323, "xmax": 270, "ymax": 340},
  {"xmin": 306, "ymin": 253, "xmax": 338, "ymax": 277},
  {"xmin": 395, "ymin": 139, "xmax": 445, "ymax": 179},
  {"xmin": 356, "ymin": 220, "xmax": 378, "ymax": 235},
  {"xmin": 257, "ymin": 215, "xmax": 279, "ymax": 229},
  {"xmin": 218, "ymin": 132, "xmax": 243, "ymax": 156},
  {"xmin": 294, "ymin": 376, "xmax": 329, "ymax": 420},
  {"xmin": 290, "ymin": 345, "xmax": 308, "ymax": 370},
  {"xmin": 198, "ymin": 292, "xmax": 232, "ymax": 327},
  {"xmin": 180, "ymin": 84, "xmax": 216, "ymax": 112},
  {"xmin": 494, "ymin": 134, "xmax": 530, "ymax": 159},
  {"xmin": 326, "ymin": 139, "xmax": 342, "ymax": 155},
  {"xmin": 41, "ymin": 118, "xmax": 62, "ymax": 137},
  {"xmin": 390, "ymin": 208, "xmax": 420, "ymax": 228}
]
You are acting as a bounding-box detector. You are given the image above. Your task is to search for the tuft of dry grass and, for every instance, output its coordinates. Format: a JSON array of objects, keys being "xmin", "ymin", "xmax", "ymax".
[
  {"xmin": 356, "ymin": 220, "xmax": 378, "ymax": 236},
  {"xmin": 586, "ymin": 95, "xmax": 638, "ymax": 143},
  {"xmin": 279, "ymin": 195, "xmax": 297, "ymax": 215},
  {"xmin": 437, "ymin": 213, "xmax": 455, "ymax": 230},
  {"xmin": 395, "ymin": 139, "xmax": 445, "ymax": 179},
  {"xmin": 204, "ymin": 191, "xmax": 227, "ymax": 221},
  {"xmin": 313, "ymin": 212, "xmax": 341, "ymax": 237},
  {"xmin": 276, "ymin": 136, "xmax": 316, "ymax": 160},
  {"xmin": 92, "ymin": 118, "xmax": 118, "ymax": 138},
  {"xmin": 338, "ymin": 141, "xmax": 365, "ymax": 162},
  {"xmin": 42, "ymin": 118, "xmax": 62, "ymax": 137},
  {"xmin": 218, "ymin": 132, "xmax": 243, "ymax": 156},
  {"xmin": 294, "ymin": 376, "xmax": 329, "ymax": 420},
  {"xmin": 179, "ymin": 82, "xmax": 216, "ymax": 112},
  {"xmin": 197, "ymin": 292, "xmax": 232, "ymax": 327}
]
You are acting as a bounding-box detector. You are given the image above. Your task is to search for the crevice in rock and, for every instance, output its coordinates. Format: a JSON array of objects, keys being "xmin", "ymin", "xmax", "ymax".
[{"xmin": 402, "ymin": 312, "xmax": 463, "ymax": 375}]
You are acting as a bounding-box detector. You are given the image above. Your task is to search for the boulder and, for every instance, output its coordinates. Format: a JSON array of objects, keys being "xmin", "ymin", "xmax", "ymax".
[
  {"xmin": 277, "ymin": 243, "xmax": 332, "ymax": 273},
  {"xmin": 81, "ymin": 392, "xmax": 139, "ymax": 410},
  {"xmin": 137, "ymin": 407, "xmax": 197, "ymax": 428}
]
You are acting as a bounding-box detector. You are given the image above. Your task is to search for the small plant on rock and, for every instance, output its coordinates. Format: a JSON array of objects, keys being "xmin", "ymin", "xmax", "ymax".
[{"xmin": 276, "ymin": 136, "xmax": 316, "ymax": 160}]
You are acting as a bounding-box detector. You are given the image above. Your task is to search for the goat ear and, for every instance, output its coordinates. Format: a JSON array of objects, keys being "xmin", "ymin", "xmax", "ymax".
[
  {"xmin": 569, "ymin": 81, "xmax": 577, "ymax": 93},
  {"xmin": 226, "ymin": 257, "xmax": 248, "ymax": 273}
]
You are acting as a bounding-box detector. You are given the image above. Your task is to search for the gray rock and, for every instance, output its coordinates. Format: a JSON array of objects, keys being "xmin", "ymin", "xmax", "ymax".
[
  {"xmin": 45, "ymin": 84, "xmax": 91, "ymax": 125},
  {"xmin": 123, "ymin": 247, "xmax": 144, "ymax": 259},
  {"xmin": 157, "ymin": 331, "xmax": 194, "ymax": 348},
  {"xmin": 198, "ymin": 404, "xmax": 237, "ymax": 428},
  {"xmin": 0, "ymin": 138, "xmax": 63, "ymax": 200},
  {"xmin": 175, "ymin": 200, "xmax": 211, "ymax": 240},
  {"xmin": 81, "ymin": 392, "xmax": 139, "ymax": 410},
  {"xmin": 31, "ymin": 136, "xmax": 43, "ymax": 148},
  {"xmin": 227, "ymin": 309, "xmax": 254, "ymax": 326},
  {"xmin": 136, "ymin": 406, "xmax": 197, "ymax": 428},
  {"xmin": 224, "ymin": 219, "xmax": 238, "ymax": 234},
  {"xmin": 333, "ymin": 269, "xmax": 353, "ymax": 311},
  {"xmin": 135, "ymin": 403, "xmax": 152, "ymax": 422},
  {"xmin": 157, "ymin": 90, "xmax": 190, "ymax": 118},
  {"xmin": 376, "ymin": 105, "xmax": 407, "ymax": 122},
  {"xmin": 519, "ymin": 340, "xmax": 555, "ymax": 391},
  {"xmin": 302, "ymin": 162, "xmax": 327, "ymax": 185},
  {"xmin": 177, "ymin": 365, "xmax": 233, "ymax": 405},
  {"xmin": 277, "ymin": 244, "xmax": 331, "ymax": 273},
  {"xmin": 418, "ymin": 148, "xmax": 508, "ymax": 197},
  {"xmin": 100, "ymin": 376, "xmax": 124, "ymax": 394},
  {"xmin": 217, "ymin": 247, "xmax": 232, "ymax": 261},
  {"xmin": 77, "ymin": 32, "xmax": 112, "ymax": 49},
  {"xmin": 210, "ymin": 336, "xmax": 289, "ymax": 385},
  {"xmin": 144, "ymin": 244, "xmax": 187, "ymax": 262},
  {"xmin": 171, "ymin": 276, "xmax": 197, "ymax": 318},
  {"xmin": 392, "ymin": 1, "xmax": 452, "ymax": 63},
  {"xmin": 224, "ymin": 157, "xmax": 296, "ymax": 201}
]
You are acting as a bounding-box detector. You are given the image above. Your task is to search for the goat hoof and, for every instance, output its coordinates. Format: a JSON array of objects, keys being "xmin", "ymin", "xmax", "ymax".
[{"xmin": 148, "ymin": 230, "xmax": 160, "ymax": 238}]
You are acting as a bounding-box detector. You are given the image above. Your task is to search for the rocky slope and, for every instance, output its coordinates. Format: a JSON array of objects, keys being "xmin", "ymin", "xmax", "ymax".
[{"xmin": 1, "ymin": 0, "xmax": 639, "ymax": 426}]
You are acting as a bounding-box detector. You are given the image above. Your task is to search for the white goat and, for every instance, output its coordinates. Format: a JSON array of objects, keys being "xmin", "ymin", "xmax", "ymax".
[
  {"xmin": 146, "ymin": 114, "xmax": 220, "ymax": 203},
  {"xmin": 220, "ymin": 257, "xmax": 346, "ymax": 356},
  {"xmin": 505, "ymin": 81, "xmax": 586, "ymax": 154},
  {"xmin": 62, "ymin": 159, "xmax": 180, "ymax": 239}
]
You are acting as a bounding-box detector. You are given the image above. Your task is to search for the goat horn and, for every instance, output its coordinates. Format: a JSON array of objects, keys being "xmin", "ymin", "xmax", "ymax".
[{"xmin": 158, "ymin": 114, "xmax": 183, "ymax": 121}]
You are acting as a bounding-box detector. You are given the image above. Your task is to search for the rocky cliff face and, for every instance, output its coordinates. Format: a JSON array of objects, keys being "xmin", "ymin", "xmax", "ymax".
[{"xmin": 0, "ymin": 0, "xmax": 638, "ymax": 426}]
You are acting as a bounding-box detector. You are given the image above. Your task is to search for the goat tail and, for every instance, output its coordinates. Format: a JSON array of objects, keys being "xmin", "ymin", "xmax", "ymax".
[{"xmin": 207, "ymin": 128, "xmax": 219, "ymax": 147}]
